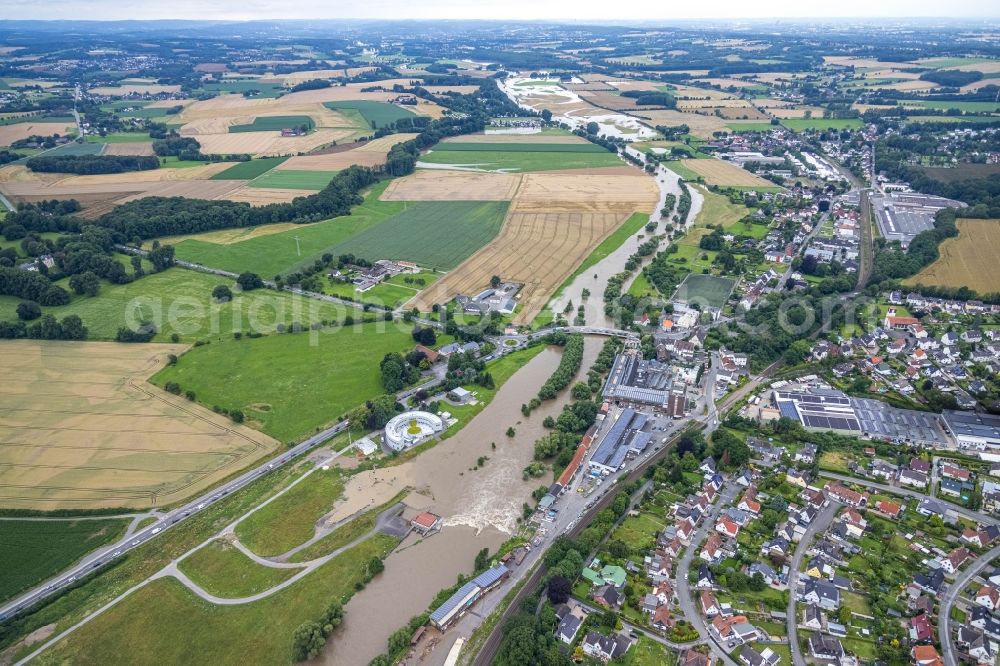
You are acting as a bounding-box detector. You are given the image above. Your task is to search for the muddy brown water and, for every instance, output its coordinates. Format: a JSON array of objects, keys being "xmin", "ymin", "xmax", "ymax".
[{"xmin": 317, "ymin": 338, "xmax": 601, "ymax": 665}]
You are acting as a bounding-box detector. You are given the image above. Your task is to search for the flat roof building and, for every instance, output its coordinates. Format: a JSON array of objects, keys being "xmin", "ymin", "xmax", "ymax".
[
  {"xmin": 429, "ymin": 564, "xmax": 509, "ymax": 629},
  {"xmin": 603, "ymin": 353, "xmax": 679, "ymax": 409},
  {"xmin": 589, "ymin": 409, "xmax": 648, "ymax": 475},
  {"xmin": 942, "ymin": 411, "xmax": 1000, "ymax": 451}
]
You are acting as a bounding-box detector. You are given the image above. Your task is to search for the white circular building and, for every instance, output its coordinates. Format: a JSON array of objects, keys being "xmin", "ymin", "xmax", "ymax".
[{"xmin": 384, "ymin": 411, "xmax": 445, "ymax": 452}]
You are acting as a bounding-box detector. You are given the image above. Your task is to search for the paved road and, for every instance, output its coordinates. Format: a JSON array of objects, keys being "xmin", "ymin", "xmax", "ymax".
[
  {"xmin": 817, "ymin": 471, "xmax": 1000, "ymax": 527},
  {"xmin": 939, "ymin": 544, "xmax": 1000, "ymax": 666},
  {"xmin": 675, "ymin": 482, "xmax": 741, "ymax": 666},
  {"xmin": 0, "ymin": 419, "xmax": 351, "ymax": 621},
  {"xmin": 786, "ymin": 502, "xmax": 838, "ymax": 666}
]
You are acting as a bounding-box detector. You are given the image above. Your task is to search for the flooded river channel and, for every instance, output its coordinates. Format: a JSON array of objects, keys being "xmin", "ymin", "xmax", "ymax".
[{"xmin": 319, "ymin": 337, "xmax": 601, "ymax": 665}]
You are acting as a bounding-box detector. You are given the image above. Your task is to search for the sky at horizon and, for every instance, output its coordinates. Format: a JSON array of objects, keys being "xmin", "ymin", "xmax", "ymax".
[{"xmin": 0, "ymin": 0, "xmax": 997, "ymax": 21}]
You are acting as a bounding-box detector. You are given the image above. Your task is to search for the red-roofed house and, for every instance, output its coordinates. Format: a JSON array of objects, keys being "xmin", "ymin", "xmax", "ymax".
[
  {"xmin": 911, "ymin": 644, "xmax": 943, "ymax": 666},
  {"xmin": 976, "ymin": 586, "xmax": 1000, "ymax": 611},
  {"xmin": 411, "ymin": 511, "xmax": 441, "ymax": 534},
  {"xmin": 910, "ymin": 613, "xmax": 934, "ymax": 642},
  {"xmin": 941, "ymin": 547, "xmax": 971, "ymax": 575},
  {"xmin": 875, "ymin": 500, "xmax": 902, "ymax": 519},
  {"xmin": 716, "ymin": 517, "xmax": 740, "ymax": 538}
]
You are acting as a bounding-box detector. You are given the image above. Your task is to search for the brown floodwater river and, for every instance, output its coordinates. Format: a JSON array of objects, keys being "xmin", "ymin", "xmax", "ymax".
[{"xmin": 317, "ymin": 337, "xmax": 601, "ymax": 665}]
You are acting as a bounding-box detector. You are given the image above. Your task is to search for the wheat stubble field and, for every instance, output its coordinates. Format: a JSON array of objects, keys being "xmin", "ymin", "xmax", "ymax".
[
  {"xmin": 0, "ymin": 341, "xmax": 279, "ymax": 510},
  {"xmin": 409, "ymin": 172, "xmax": 659, "ymax": 323}
]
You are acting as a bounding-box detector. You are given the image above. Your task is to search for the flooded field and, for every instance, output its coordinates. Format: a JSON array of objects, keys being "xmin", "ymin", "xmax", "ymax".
[{"xmin": 318, "ymin": 338, "xmax": 601, "ymax": 665}]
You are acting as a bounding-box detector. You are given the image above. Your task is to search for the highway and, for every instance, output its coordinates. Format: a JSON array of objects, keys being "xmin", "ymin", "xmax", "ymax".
[{"xmin": 0, "ymin": 419, "xmax": 351, "ymax": 622}]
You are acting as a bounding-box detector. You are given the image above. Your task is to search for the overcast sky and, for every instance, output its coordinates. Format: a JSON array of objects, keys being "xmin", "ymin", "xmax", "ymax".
[{"xmin": 0, "ymin": 0, "xmax": 996, "ymax": 20}]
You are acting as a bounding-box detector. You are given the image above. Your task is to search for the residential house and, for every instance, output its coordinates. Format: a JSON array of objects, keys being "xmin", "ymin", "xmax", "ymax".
[
  {"xmin": 875, "ymin": 499, "xmax": 902, "ymax": 519},
  {"xmin": 971, "ymin": 606, "xmax": 1000, "ymax": 640},
  {"xmin": 900, "ymin": 469, "xmax": 929, "ymax": 489},
  {"xmin": 840, "ymin": 509, "xmax": 867, "ymax": 539},
  {"xmin": 957, "ymin": 626, "xmax": 995, "ymax": 665},
  {"xmin": 940, "ymin": 547, "xmax": 971, "ymax": 575},
  {"xmin": 592, "ymin": 585, "xmax": 623, "ymax": 610},
  {"xmin": 910, "ymin": 645, "xmax": 943, "ymax": 666},
  {"xmin": 681, "ymin": 650, "xmax": 713, "ymax": 666},
  {"xmin": 555, "ymin": 604, "xmax": 586, "ymax": 644},
  {"xmin": 710, "ymin": 615, "xmax": 760, "ymax": 646},
  {"xmin": 717, "ymin": 517, "xmax": 741, "ymax": 539},
  {"xmin": 702, "ymin": 590, "xmax": 722, "ymax": 617},
  {"xmin": 977, "ymin": 586, "xmax": 1000, "ymax": 611},
  {"xmin": 824, "ymin": 482, "xmax": 869, "ymax": 508},
  {"xmin": 809, "ymin": 632, "xmax": 846, "ymax": 661},
  {"xmin": 582, "ymin": 631, "xmax": 631, "ymax": 663},
  {"xmin": 749, "ymin": 562, "xmax": 778, "ymax": 586},
  {"xmin": 802, "ymin": 579, "xmax": 841, "ymax": 611},
  {"xmin": 738, "ymin": 645, "xmax": 780, "ymax": 666},
  {"xmin": 913, "ymin": 569, "xmax": 945, "ymax": 595},
  {"xmin": 909, "ymin": 613, "xmax": 934, "ymax": 642},
  {"xmin": 802, "ymin": 604, "xmax": 823, "ymax": 630},
  {"xmin": 795, "ymin": 443, "xmax": 818, "ymax": 464},
  {"xmin": 697, "ymin": 565, "xmax": 716, "ymax": 589},
  {"xmin": 917, "ymin": 498, "xmax": 946, "ymax": 518}
]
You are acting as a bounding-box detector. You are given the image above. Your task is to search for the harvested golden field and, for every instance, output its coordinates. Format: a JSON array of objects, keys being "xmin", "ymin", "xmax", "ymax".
[
  {"xmin": 0, "ymin": 340, "xmax": 279, "ymax": 510},
  {"xmin": 89, "ymin": 84, "xmax": 181, "ymax": 95},
  {"xmin": 214, "ymin": 186, "xmax": 312, "ymax": 206},
  {"xmin": 961, "ymin": 78, "xmax": 1000, "ymax": 92},
  {"xmin": 667, "ymin": 84, "xmax": 738, "ymax": 100},
  {"xmin": 192, "ymin": 128, "xmax": 353, "ymax": 156},
  {"xmin": 607, "ymin": 80, "xmax": 663, "ymax": 92},
  {"xmin": 631, "ymin": 109, "xmax": 729, "ymax": 138},
  {"xmin": 768, "ymin": 106, "xmax": 826, "ymax": 119},
  {"xmin": 380, "ymin": 170, "xmax": 523, "ymax": 201},
  {"xmin": 113, "ymin": 181, "xmax": 247, "ymax": 203},
  {"xmin": 904, "ymin": 219, "xmax": 1000, "ymax": 295},
  {"xmin": 677, "ymin": 98, "xmax": 753, "ymax": 109},
  {"xmin": 679, "ymin": 159, "xmax": 777, "ymax": 187},
  {"xmin": 563, "ymin": 82, "xmax": 616, "ymax": 91},
  {"xmin": 277, "ymin": 134, "xmax": 418, "ymax": 171},
  {"xmin": 580, "ymin": 91, "xmax": 662, "ymax": 111},
  {"xmin": 0, "ymin": 121, "xmax": 75, "ymax": 146},
  {"xmin": 708, "ymin": 106, "xmax": 770, "ymax": 120},
  {"xmin": 409, "ymin": 172, "xmax": 658, "ymax": 324},
  {"xmin": 876, "ymin": 80, "xmax": 938, "ymax": 92},
  {"xmin": 422, "ymin": 85, "xmax": 480, "ymax": 94},
  {"xmin": 102, "ymin": 141, "xmax": 156, "ymax": 156},
  {"xmin": 349, "ymin": 133, "xmax": 420, "ymax": 152}
]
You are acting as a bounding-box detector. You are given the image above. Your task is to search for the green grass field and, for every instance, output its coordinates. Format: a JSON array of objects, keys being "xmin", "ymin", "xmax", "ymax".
[
  {"xmin": 210, "ymin": 156, "xmax": 289, "ymax": 180},
  {"xmin": 321, "ymin": 200, "xmax": 509, "ymax": 271},
  {"xmin": 31, "ymin": 533, "xmax": 399, "ymax": 666},
  {"xmin": 173, "ymin": 181, "xmax": 400, "ymax": 277},
  {"xmin": 198, "ymin": 80, "xmax": 286, "ymax": 97},
  {"xmin": 419, "ymin": 147, "xmax": 622, "ymax": 172},
  {"xmin": 0, "ymin": 266, "xmax": 351, "ymax": 343},
  {"xmin": 438, "ymin": 142, "xmax": 609, "ymax": 153},
  {"xmin": 324, "ymin": 100, "xmax": 415, "ymax": 128},
  {"xmin": 725, "ymin": 121, "xmax": 774, "ymax": 133},
  {"xmin": 178, "ymin": 540, "xmax": 299, "ymax": 597},
  {"xmin": 235, "ymin": 467, "xmax": 345, "ymax": 557},
  {"xmin": 229, "ymin": 116, "xmax": 315, "ymax": 133},
  {"xmin": 249, "ymin": 169, "xmax": 335, "ymax": 190},
  {"xmin": 672, "ymin": 273, "xmax": 736, "ymax": 309},
  {"xmin": 900, "ymin": 100, "xmax": 1000, "ymax": 113},
  {"xmin": 627, "ymin": 271, "xmax": 660, "ymax": 299},
  {"xmin": 151, "ymin": 322, "xmax": 417, "ymax": 442},
  {"xmin": 0, "ymin": 519, "xmax": 130, "ymax": 603},
  {"xmin": 288, "ymin": 494, "xmax": 400, "ymax": 563},
  {"xmin": 780, "ymin": 118, "xmax": 864, "ymax": 131}
]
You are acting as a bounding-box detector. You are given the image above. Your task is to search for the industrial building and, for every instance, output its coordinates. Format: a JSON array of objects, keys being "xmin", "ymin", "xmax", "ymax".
[
  {"xmin": 942, "ymin": 411, "xmax": 1000, "ymax": 451},
  {"xmin": 603, "ymin": 353, "xmax": 686, "ymax": 415},
  {"xmin": 428, "ymin": 564, "xmax": 510, "ymax": 630},
  {"xmin": 773, "ymin": 389, "xmax": 947, "ymax": 445},
  {"xmin": 589, "ymin": 408, "xmax": 649, "ymax": 475},
  {"xmin": 871, "ymin": 192, "xmax": 965, "ymax": 245}
]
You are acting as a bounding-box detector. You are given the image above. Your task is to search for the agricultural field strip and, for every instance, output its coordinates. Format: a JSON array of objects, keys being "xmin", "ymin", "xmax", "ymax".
[{"xmin": 0, "ymin": 341, "xmax": 279, "ymax": 510}]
